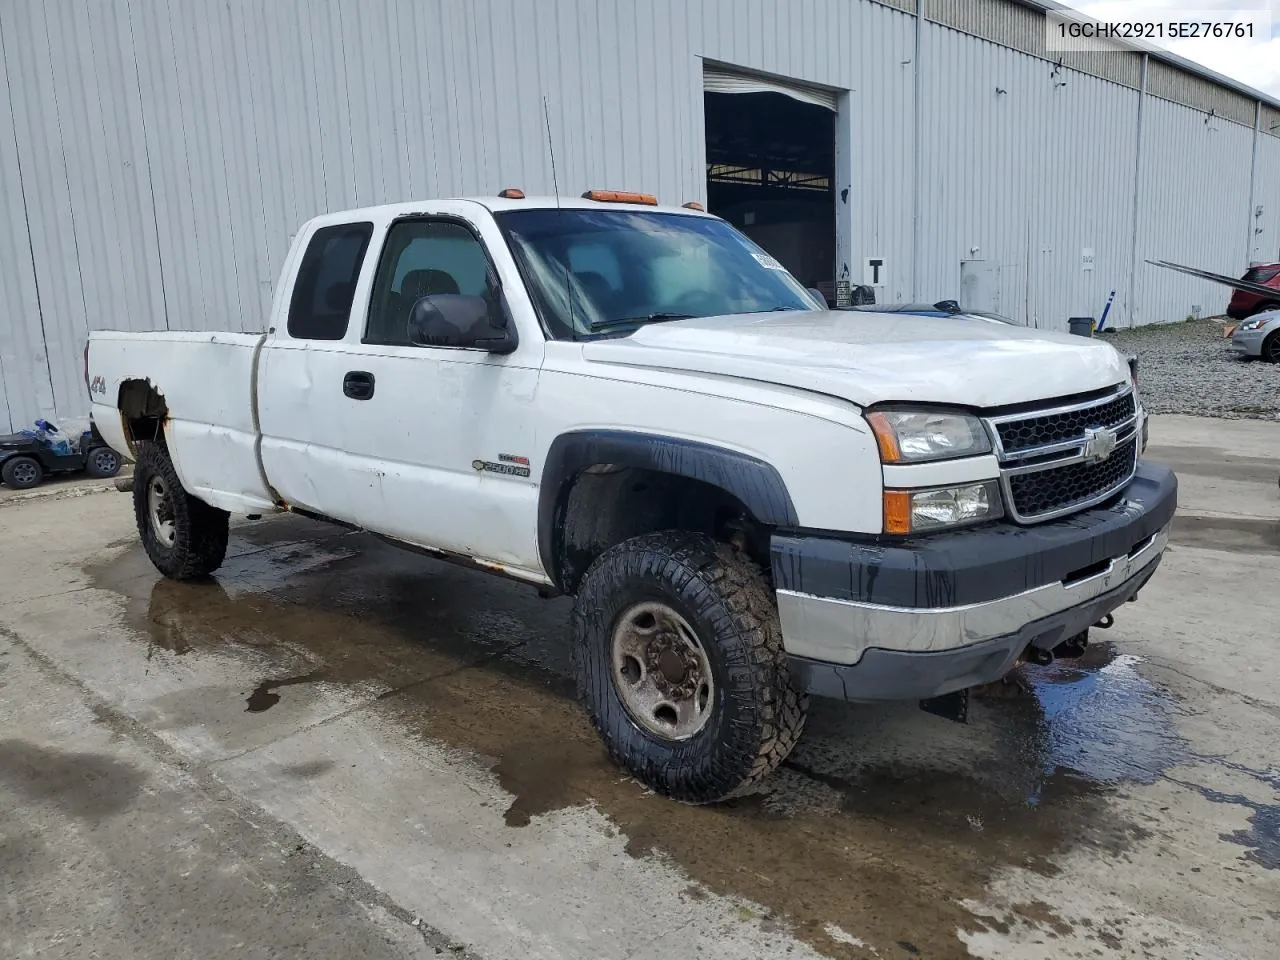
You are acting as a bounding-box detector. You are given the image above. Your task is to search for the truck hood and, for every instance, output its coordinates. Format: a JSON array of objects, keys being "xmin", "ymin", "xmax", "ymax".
[{"xmin": 580, "ymin": 310, "xmax": 1130, "ymax": 408}]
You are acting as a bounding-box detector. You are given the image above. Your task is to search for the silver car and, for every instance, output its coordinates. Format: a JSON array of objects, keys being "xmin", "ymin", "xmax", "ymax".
[{"xmin": 1231, "ymin": 309, "xmax": 1280, "ymax": 362}]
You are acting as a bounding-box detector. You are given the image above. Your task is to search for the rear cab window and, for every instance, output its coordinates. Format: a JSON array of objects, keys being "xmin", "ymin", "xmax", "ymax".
[{"xmin": 287, "ymin": 222, "xmax": 375, "ymax": 340}]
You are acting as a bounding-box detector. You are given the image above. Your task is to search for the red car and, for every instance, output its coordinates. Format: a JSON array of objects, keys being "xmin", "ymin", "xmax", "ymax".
[{"xmin": 1227, "ymin": 263, "xmax": 1280, "ymax": 319}]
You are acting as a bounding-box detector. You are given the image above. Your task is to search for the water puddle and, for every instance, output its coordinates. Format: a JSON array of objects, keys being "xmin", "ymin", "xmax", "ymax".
[
  {"xmin": 1169, "ymin": 762, "xmax": 1280, "ymax": 872},
  {"xmin": 246, "ymin": 671, "xmax": 329, "ymax": 712},
  {"xmin": 85, "ymin": 516, "xmax": 1222, "ymax": 959},
  {"xmin": 1025, "ymin": 643, "xmax": 1191, "ymax": 791}
]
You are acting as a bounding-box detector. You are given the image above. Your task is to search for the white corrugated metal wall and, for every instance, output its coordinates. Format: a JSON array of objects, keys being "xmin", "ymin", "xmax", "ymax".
[
  {"xmin": 917, "ymin": 26, "xmax": 1141, "ymax": 328},
  {"xmin": 1252, "ymin": 132, "xmax": 1280, "ymax": 272},
  {"xmin": 1137, "ymin": 99, "xmax": 1257, "ymax": 323},
  {"xmin": 1, "ymin": 0, "xmax": 1276, "ymax": 431}
]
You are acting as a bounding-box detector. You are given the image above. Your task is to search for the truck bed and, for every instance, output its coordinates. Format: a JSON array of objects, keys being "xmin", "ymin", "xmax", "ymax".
[{"xmin": 88, "ymin": 330, "xmax": 276, "ymax": 514}]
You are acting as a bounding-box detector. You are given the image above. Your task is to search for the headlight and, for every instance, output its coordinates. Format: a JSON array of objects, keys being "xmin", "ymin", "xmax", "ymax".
[
  {"xmin": 883, "ymin": 481, "xmax": 1003, "ymax": 534},
  {"xmin": 1239, "ymin": 317, "xmax": 1268, "ymax": 331},
  {"xmin": 865, "ymin": 409, "xmax": 992, "ymax": 463}
]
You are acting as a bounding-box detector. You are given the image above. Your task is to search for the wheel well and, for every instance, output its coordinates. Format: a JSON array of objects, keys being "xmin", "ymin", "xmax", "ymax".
[
  {"xmin": 553, "ymin": 465, "xmax": 772, "ymax": 594},
  {"xmin": 117, "ymin": 379, "xmax": 169, "ymax": 452}
]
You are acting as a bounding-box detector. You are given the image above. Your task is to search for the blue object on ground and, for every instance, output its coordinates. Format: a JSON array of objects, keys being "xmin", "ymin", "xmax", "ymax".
[{"xmin": 1096, "ymin": 290, "xmax": 1116, "ymax": 331}]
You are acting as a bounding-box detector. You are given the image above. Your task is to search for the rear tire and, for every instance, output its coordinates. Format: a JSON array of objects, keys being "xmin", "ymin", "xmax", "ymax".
[
  {"xmin": 84, "ymin": 445, "xmax": 122, "ymax": 478},
  {"xmin": 572, "ymin": 530, "xmax": 807, "ymax": 803},
  {"xmin": 132, "ymin": 441, "xmax": 229, "ymax": 580},
  {"xmin": 1, "ymin": 456, "xmax": 43, "ymax": 490}
]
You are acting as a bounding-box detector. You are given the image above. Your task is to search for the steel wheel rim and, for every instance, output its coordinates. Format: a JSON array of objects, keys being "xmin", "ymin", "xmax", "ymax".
[
  {"xmin": 1267, "ymin": 335, "xmax": 1280, "ymax": 363},
  {"xmin": 611, "ymin": 601, "xmax": 715, "ymax": 741},
  {"xmin": 94, "ymin": 450, "xmax": 117, "ymax": 473},
  {"xmin": 11, "ymin": 461, "xmax": 37, "ymax": 485},
  {"xmin": 147, "ymin": 475, "xmax": 177, "ymax": 547}
]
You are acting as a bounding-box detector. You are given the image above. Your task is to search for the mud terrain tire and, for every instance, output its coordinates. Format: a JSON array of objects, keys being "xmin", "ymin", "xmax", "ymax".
[
  {"xmin": 133, "ymin": 441, "xmax": 229, "ymax": 580},
  {"xmin": 572, "ymin": 530, "xmax": 807, "ymax": 803}
]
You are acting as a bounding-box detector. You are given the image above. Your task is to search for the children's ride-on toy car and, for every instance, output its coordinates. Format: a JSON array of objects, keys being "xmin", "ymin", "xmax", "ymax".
[{"xmin": 0, "ymin": 424, "xmax": 122, "ymax": 490}]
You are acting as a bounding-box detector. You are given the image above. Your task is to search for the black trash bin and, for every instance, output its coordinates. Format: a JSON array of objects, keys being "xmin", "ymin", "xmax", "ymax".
[{"xmin": 1068, "ymin": 316, "xmax": 1095, "ymax": 338}]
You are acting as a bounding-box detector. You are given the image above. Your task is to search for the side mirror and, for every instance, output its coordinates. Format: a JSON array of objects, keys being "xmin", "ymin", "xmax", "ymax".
[
  {"xmin": 805, "ymin": 287, "xmax": 828, "ymax": 309},
  {"xmin": 407, "ymin": 294, "xmax": 518, "ymax": 354}
]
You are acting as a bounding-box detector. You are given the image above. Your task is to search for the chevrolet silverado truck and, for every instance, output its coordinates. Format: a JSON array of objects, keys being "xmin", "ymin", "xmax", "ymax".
[{"xmin": 87, "ymin": 191, "xmax": 1176, "ymax": 803}]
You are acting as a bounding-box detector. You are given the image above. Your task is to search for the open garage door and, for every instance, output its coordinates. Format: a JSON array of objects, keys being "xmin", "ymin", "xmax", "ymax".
[{"xmin": 703, "ymin": 66, "xmax": 837, "ymax": 303}]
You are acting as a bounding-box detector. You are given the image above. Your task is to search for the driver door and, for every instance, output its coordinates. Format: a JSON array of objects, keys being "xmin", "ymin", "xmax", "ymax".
[{"xmin": 339, "ymin": 213, "xmax": 544, "ymax": 573}]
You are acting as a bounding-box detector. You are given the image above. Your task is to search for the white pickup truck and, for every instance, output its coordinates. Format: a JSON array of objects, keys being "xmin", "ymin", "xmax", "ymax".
[{"xmin": 88, "ymin": 192, "xmax": 1177, "ymax": 802}]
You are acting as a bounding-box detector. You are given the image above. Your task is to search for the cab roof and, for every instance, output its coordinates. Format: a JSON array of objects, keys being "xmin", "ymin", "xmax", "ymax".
[{"xmin": 306, "ymin": 195, "xmax": 717, "ymax": 227}]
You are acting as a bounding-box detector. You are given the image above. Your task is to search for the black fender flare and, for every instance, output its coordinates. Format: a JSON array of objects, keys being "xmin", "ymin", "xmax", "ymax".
[{"xmin": 537, "ymin": 429, "xmax": 798, "ymax": 589}]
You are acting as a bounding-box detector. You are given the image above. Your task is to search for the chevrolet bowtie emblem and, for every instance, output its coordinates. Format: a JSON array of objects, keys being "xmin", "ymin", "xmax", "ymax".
[{"xmin": 1082, "ymin": 425, "xmax": 1117, "ymax": 463}]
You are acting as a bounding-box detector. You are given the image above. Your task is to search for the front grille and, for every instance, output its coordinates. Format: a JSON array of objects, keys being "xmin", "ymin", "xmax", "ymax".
[
  {"xmin": 1008, "ymin": 439, "xmax": 1137, "ymax": 518},
  {"xmin": 996, "ymin": 391, "xmax": 1136, "ymax": 454},
  {"xmin": 985, "ymin": 385, "xmax": 1141, "ymax": 523}
]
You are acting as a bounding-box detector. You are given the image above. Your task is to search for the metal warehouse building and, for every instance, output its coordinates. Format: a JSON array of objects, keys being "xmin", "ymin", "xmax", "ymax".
[{"xmin": 2, "ymin": 0, "xmax": 1279, "ymax": 432}]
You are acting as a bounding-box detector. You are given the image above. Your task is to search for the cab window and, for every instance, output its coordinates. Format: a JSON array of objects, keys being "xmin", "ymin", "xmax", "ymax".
[
  {"xmin": 287, "ymin": 222, "xmax": 373, "ymax": 340},
  {"xmin": 365, "ymin": 219, "xmax": 497, "ymax": 345}
]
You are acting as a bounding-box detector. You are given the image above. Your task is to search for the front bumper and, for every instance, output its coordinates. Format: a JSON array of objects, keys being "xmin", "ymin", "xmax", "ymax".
[
  {"xmin": 772, "ymin": 461, "xmax": 1177, "ymax": 702},
  {"xmin": 1231, "ymin": 328, "xmax": 1266, "ymax": 356}
]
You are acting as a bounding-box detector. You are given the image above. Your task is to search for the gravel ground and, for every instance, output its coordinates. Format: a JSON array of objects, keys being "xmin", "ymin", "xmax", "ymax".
[{"xmin": 1103, "ymin": 318, "xmax": 1280, "ymax": 419}]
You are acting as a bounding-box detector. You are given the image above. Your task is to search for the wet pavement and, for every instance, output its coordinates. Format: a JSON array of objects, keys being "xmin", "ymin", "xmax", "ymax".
[
  {"xmin": 3, "ymin": 414, "xmax": 1279, "ymax": 959},
  {"xmin": 88, "ymin": 519, "xmax": 1167, "ymax": 953}
]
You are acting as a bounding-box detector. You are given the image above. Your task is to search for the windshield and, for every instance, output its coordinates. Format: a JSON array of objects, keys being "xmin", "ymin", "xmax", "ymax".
[{"xmin": 494, "ymin": 209, "xmax": 819, "ymax": 339}]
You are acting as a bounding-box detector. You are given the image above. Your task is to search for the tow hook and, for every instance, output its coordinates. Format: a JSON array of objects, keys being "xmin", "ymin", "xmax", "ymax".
[
  {"xmin": 1052, "ymin": 629, "xmax": 1089, "ymax": 659},
  {"xmin": 1024, "ymin": 645, "xmax": 1054, "ymax": 666},
  {"xmin": 1094, "ymin": 613, "xmax": 1114, "ymax": 629}
]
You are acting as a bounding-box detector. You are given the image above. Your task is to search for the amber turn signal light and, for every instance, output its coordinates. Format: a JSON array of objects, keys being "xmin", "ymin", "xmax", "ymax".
[
  {"xmin": 581, "ymin": 189, "xmax": 658, "ymax": 205},
  {"xmin": 883, "ymin": 490, "xmax": 913, "ymax": 535},
  {"xmin": 865, "ymin": 411, "xmax": 902, "ymax": 463}
]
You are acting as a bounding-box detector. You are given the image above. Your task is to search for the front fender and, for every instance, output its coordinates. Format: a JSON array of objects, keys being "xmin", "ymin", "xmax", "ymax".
[{"xmin": 537, "ymin": 430, "xmax": 798, "ymax": 588}]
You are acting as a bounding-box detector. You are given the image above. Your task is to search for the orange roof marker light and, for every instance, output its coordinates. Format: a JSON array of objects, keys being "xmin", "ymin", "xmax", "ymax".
[
  {"xmin": 498, "ymin": 188, "xmax": 526, "ymax": 199},
  {"xmin": 581, "ymin": 189, "xmax": 658, "ymax": 205},
  {"xmin": 681, "ymin": 201, "xmax": 705, "ymax": 211}
]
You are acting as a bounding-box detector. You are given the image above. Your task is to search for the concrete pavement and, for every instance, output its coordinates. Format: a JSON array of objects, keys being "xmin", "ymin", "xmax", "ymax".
[{"xmin": 1, "ymin": 414, "xmax": 1277, "ymax": 959}]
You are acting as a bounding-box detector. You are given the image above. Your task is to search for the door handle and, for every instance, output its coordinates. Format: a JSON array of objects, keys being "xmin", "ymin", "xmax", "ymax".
[{"xmin": 343, "ymin": 371, "xmax": 375, "ymax": 400}]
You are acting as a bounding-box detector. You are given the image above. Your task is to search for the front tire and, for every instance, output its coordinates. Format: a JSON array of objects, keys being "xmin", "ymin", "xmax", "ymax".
[
  {"xmin": 1, "ymin": 455, "xmax": 43, "ymax": 490},
  {"xmin": 132, "ymin": 441, "xmax": 229, "ymax": 580},
  {"xmin": 1263, "ymin": 330, "xmax": 1280, "ymax": 364},
  {"xmin": 572, "ymin": 531, "xmax": 807, "ymax": 803}
]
